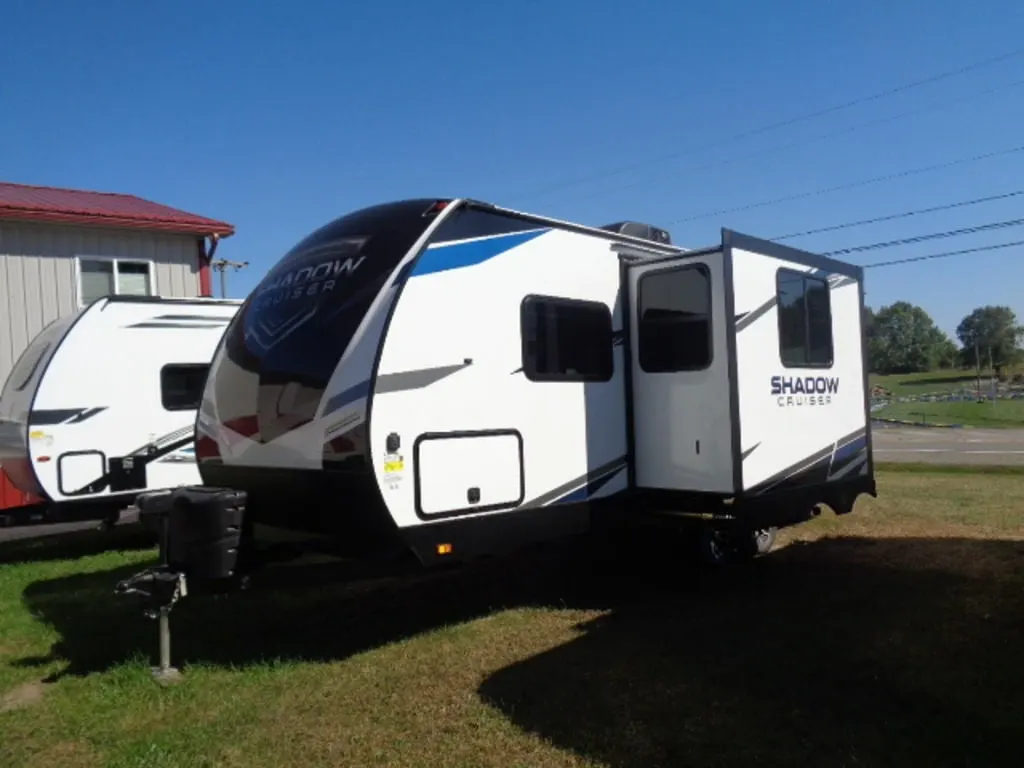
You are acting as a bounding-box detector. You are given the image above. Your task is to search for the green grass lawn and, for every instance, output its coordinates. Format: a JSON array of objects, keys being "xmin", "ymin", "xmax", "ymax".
[
  {"xmin": 869, "ymin": 368, "xmax": 998, "ymax": 397},
  {"xmin": 3, "ymin": 469, "xmax": 1024, "ymax": 767},
  {"xmin": 873, "ymin": 397, "xmax": 1024, "ymax": 428}
]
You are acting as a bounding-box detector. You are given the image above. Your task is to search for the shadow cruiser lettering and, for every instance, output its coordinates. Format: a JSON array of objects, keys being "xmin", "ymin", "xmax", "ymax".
[
  {"xmin": 253, "ymin": 237, "xmax": 369, "ymax": 309},
  {"xmin": 770, "ymin": 375, "xmax": 839, "ymax": 407}
]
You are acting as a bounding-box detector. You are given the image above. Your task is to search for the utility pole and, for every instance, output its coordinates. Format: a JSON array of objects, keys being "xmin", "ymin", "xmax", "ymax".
[
  {"xmin": 975, "ymin": 340, "xmax": 981, "ymax": 400},
  {"xmin": 988, "ymin": 345, "xmax": 997, "ymax": 407},
  {"xmin": 210, "ymin": 258, "xmax": 249, "ymax": 298}
]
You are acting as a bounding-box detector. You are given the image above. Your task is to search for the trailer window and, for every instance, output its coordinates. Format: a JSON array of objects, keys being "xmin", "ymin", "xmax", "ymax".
[
  {"xmin": 777, "ymin": 269, "xmax": 834, "ymax": 368},
  {"xmin": 521, "ymin": 296, "xmax": 614, "ymax": 382},
  {"xmin": 161, "ymin": 364, "xmax": 210, "ymax": 411},
  {"xmin": 637, "ymin": 264, "xmax": 712, "ymax": 372}
]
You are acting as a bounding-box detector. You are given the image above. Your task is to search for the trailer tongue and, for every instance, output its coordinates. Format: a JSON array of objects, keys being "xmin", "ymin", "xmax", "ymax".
[{"xmin": 115, "ymin": 487, "xmax": 246, "ymax": 683}]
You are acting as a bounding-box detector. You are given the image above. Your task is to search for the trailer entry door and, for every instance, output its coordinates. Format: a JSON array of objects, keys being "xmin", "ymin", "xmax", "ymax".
[{"xmin": 624, "ymin": 251, "xmax": 734, "ymax": 495}]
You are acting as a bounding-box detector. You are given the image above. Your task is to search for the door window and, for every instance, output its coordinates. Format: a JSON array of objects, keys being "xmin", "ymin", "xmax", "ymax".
[{"xmin": 637, "ymin": 264, "xmax": 712, "ymax": 373}]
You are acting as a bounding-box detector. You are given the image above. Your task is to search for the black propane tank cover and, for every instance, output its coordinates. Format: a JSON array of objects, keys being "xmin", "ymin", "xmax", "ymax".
[
  {"xmin": 136, "ymin": 490, "xmax": 174, "ymax": 535},
  {"xmin": 166, "ymin": 487, "xmax": 247, "ymax": 582}
]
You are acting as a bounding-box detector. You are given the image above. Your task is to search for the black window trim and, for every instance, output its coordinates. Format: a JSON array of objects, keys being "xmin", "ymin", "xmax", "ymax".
[
  {"xmin": 520, "ymin": 293, "xmax": 615, "ymax": 383},
  {"xmin": 775, "ymin": 267, "xmax": 835, "ymax": 370},
  {"xmin": 160, "ymin": 362, "xmax": 212, "ymax": 412},
  {"xmin": 637, "ymin": 262, "xmax": 714, "ymax": 374}
]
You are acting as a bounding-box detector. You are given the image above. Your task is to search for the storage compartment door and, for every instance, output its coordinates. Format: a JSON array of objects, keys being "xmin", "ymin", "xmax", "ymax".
[
  {"xmin": 414, "ymin": 430, "xmax": 524, "ymax": 518},
  {"xmin": 57, "ymin": 450, "xmax": 106, "ymax": 496}
]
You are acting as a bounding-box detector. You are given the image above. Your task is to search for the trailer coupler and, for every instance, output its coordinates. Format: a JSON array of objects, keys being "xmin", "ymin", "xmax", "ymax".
[{"xmin": 113, "ymin": 486, "xmax": 247, "ymax": 684}]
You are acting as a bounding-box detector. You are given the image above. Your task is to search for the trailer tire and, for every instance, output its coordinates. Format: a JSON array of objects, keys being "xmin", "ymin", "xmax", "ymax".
[
  {"xmin": 754, "ymin": 527, "xmax": 777, "ymax": 555},
  {"xmin": 696, "ymin": 527, "xmax": 732, "ymax": 566},
  {"xmin": 731, "ymin": 527, "xmax": 778, "ymax": 562},
  {"xmin": 698, "ymin": 526, "xmax": 777, "ymax": 565}
]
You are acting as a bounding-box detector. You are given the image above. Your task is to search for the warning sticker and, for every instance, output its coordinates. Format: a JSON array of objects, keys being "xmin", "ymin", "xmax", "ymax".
[{"xmin": 382, "ymin": 452, "xmax": 404, "ymax": 490}]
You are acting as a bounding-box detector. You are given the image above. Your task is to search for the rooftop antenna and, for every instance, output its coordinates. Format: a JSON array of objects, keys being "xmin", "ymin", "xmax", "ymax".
[{"xmin": 210, "ymin": 258, "xmax": 249, "ymax": 298}]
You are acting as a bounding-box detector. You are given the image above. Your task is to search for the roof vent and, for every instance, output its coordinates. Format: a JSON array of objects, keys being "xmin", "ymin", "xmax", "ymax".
[{"xmin": 599, "ymin": 221, "xmax": 672, "ymax": 245}]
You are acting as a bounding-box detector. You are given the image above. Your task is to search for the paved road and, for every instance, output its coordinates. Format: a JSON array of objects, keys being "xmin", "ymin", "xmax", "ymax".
[
  {"xmin": 872, "ymin": 424, "xmax": 1024, "ymax": 465},
  {"xmin": 0, "ymin": 509, "xmax": 138, "ymax": 545},
  {"xmin": 0, "ymin": 519, "xmax": 104, "ymax": 544}
]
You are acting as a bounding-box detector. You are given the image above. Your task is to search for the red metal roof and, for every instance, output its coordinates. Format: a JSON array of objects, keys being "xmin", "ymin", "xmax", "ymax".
[{"xmin": 0, "ymin": 181, "xmax": 235, "ymax": 237}]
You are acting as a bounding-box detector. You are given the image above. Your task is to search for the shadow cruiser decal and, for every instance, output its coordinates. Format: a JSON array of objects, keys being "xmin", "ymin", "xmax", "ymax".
[{"xmin": 770, "ymin": 375, "xmax": 839, "ymax": 407}]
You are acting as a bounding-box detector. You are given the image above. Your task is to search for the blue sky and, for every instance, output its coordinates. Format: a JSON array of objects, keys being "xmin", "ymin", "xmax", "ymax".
[{"xmin": 2, "ymin": 0, "xmax": 1023, "ymax": 339}]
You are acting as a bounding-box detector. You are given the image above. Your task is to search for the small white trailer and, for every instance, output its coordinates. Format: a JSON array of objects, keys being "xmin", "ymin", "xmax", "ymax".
[
  {"xmin": 0, "ymin": 296, "xmax": 240, "ymax": 527},
  {"xmin": 126, "ymin": 197, "xmax": 876, "ymax": 581}
]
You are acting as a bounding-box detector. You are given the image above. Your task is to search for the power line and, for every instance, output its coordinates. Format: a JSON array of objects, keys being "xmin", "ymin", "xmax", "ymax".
[
  {"xmin": 563, "ymin": 77, "xmax": 1024, "ymax": 206},
  {"xmin": 666, "ymin": 142, "xmax": 1024, "ymax": 224},
  {"xmin": 772, "ymin": 189, "xmax": 1024, "ymax": 240},
  {"xmin": 864, "ymin": 239, "xmax": 1024, "ymax": 269},
  {"xmin": 822, "ymin": 216, "xmax": 1024, "ymax": 256},
  {"xmin": 509, "ymin": 45, "xmax": 1024, "ymax": 202}
]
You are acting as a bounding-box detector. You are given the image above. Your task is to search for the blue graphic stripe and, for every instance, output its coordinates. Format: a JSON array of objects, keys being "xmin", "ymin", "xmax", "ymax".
[
  {"xmin": 157, "ymin": 442, "xmax": 197, "ymax": 463},
  {"xmin": 550, "ymin": 465, "xmax": 626, "ymax": 505},
  {"xmin": 410, "ymin": 229, "xmax": 549, "ymax": 277},
  {"xmin": 323, "ymin": 380, "xmax": 371, "ymax": 416},
  {"xmin": 833, "ymin": 434, "xmax": 867, "ymax": 464}
]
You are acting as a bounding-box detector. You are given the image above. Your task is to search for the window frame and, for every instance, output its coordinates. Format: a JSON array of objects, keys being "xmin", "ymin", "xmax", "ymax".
[
  {"xmin": 775, "ymin": 267, "xmax": 835, "ymax": 369},
  {"xmin": 636, "ymin": 262, "xmax": 714, "ymax": 374},
  {"xmin": 519, "ymin": 294, "xmax": 615, "ymax": 383},
  {"xmin": 74, "ymin": 255, "xmax": 156, "ymax": 307},
  {"xmin": 160, "ymin": 363, "xmax": 211, "ymax": 412}
]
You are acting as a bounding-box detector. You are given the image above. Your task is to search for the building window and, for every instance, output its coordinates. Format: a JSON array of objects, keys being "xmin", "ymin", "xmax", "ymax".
[
  {"xmin": 160, "ymin": 364, "xmax": 210, "ymax": 411},
  {"xmin": 521, "ymin": 295, "xmax": 614, "ymax": 382},
  {"xmin": 638, "ymin": 264, "xmax": 713, "ymax": 372},
  {"xmin": 777, "ymin": 269, "xmax": 834, "ymax": 368},
  {"xmin": 78, "ymin": 258, "xmax": 153, "ymax": 305}
]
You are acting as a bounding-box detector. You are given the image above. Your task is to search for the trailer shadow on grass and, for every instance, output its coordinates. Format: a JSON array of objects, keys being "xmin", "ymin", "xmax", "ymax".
[
  {"xmin": 11, "ymin": 531, "xmax": 1024, "ymax": 766},
  {"xmin": 479, "ymin": 535, "xmax": 1024, "ymax": 767},
  {"xmin": 8, "ymin": 530, "xmax": 632, "ymax": 680}
]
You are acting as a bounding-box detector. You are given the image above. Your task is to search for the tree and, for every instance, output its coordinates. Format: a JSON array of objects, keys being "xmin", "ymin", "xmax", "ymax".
[
  {"xmin": 933, "ymin": 336, "xmax": 960, "ymax": 369},
  {"xmin": 868, "ymin": 301, "xmax": 952, "ymax": 374},
  {"xmin": 863, "ymin": 306, "xmax": 876, "ymax": 340},
  {"xmin": 955, "ymin": 305, "xmax": 1024, "ymax": 374}
]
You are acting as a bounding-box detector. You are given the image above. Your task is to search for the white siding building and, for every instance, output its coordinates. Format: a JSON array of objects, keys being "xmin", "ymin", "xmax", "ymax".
[{"xmin": 0, "ymin": 181, "xmax": 235, "ymax": 385}]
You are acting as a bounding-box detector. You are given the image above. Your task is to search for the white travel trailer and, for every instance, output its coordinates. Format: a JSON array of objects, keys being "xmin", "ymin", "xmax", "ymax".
[
  {"xmin": 0, "ymin": 296, "xmax": 241, "ymax": 526},
  {"xmin": 136, "ymin": 197, "xmax": 876, "ymax": 579}
]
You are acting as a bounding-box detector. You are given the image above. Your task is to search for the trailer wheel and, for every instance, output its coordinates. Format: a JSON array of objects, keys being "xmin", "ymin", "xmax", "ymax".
[
  {"xmin": 730, "ymin": 527, "xmax": 778, "ymax": 562},
  {"xmin": 698, "ymin": 526, "xmax": 777, "ymax": 565},
  {"xmin": 753, "ymin": 527, "xmax": 777, "ymax": 555},
  {"xmin": 696, "ymin": 526, "xmax": 732, "ymax": 566}
]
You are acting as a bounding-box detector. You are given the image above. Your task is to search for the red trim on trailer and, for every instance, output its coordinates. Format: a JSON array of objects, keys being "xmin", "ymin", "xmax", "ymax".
[{"xmin": 0, "ymin": 466, "xmax": 41, "ymax": 511}]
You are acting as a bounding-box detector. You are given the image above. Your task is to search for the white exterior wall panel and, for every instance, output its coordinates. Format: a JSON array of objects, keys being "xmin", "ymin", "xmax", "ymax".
[{"xmin": 0, "ymin": 220, "xmax": 201, "ymax": 385}]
